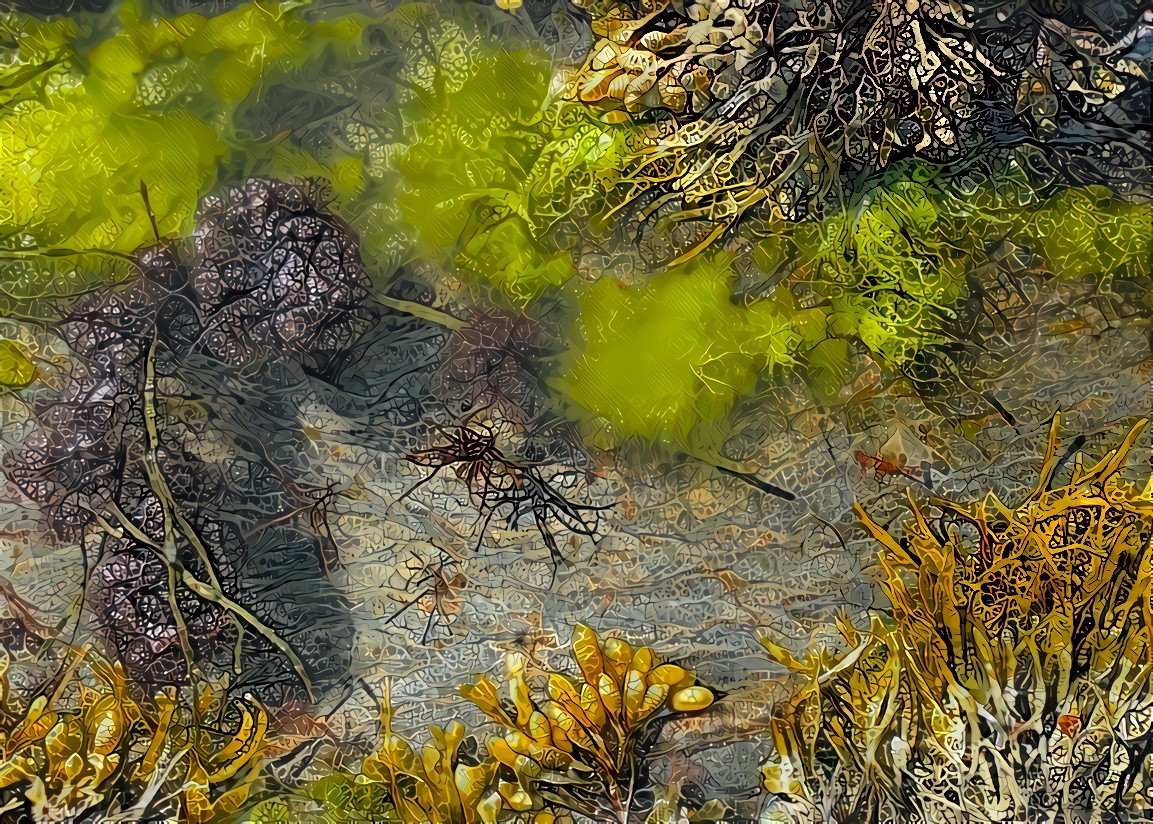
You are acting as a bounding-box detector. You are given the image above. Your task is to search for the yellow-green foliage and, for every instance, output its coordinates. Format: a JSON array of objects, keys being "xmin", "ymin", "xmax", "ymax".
[
  {"xmin": 744, "ymin": 174, "xmax": 1152, "ymax": 402},
  {"xmin": 806, "ymin": 180, "xmax": 969, "ymax": 364},
  {"xmin": 395, "ymin": 26, "xmax": 630, "ymax": 305},
  {"xmin": 0, "ymin": 645, "xmax": 270, "ymax": 823},
  {"xmin": 0, "ymin": 3, "xmax": 364, "ymax": 253},
  {"xmin": 1031, "ymin": 186, "xmax": 1152, "ymax": 279},
  {"xmin": 560, "ymin": 256, "xmax": 797, "ymax": 439},
  {"xmin": 761, "ymin": 416, "xmax": 1153, "ymax": 821},
  {"xmin": 557, "ymin": 173, "xmax": 1151, "ymax": 442},
  {"xmin": 0, "ymin": 340, "xmax": 36, "ymax": 388},
  {"xmin": 752, "ymin": 174, "xmax": 986, "ymax": 382}
]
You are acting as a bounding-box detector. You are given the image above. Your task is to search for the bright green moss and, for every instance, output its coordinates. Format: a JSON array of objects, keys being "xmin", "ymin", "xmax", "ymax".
[
  {"xmin": 460, "ymin": 215, "xmax": 575, "ymax": 305},
  {"xmin": 745, "ymin": 176, "xmax": 1151, "ymax": 395},
  {"xmin": 0, "ymin": 11, "xmax": 215, "ymax": 254},
  {"xmin": 560, "ymin": 257, "xmax": 795, "ymax": 439},
  {"xmin": 394, "ymin": 45, "xmax": 554, "ymax": 248},
  {"xmin": 306, "ymin": 773, "xmax": 396, "ymax": 823},
  {"xmin": 0, "ymin": 94, "xmax": 223, "ymax": 252}
]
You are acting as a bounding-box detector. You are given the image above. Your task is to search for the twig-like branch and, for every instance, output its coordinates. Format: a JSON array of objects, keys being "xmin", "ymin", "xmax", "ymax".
[
  {"xmin": 90, "ymin": 488, "xmax": 316, "ymax": 698},
  {"xmin": 377, "ymin": 295, "xmax": 468, "ymax": 331},
  {"xmin": 105, "ymin": 336, "xmax": 318, "ymax": 700},
  {"xmin": 139, "ymin": 337, "xmax": 223, "ymax": 591},
  {"xmin": 402, "ymin": 425, "xmax": 609, "ymax": 580}
]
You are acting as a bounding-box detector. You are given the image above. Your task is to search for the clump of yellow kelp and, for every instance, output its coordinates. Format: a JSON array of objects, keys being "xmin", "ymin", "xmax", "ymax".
[
  {"xmin": 761, "ymin": 415, "xmax": 1153, "ymax": 822},
  {"xmin": 307, "ymin": 624, "xmax": 715, "ymax": 823},
  {"xmin": 464, "ymin": 623, "xmax": 713, "ymax": 823},
  {"xmin": 0, "ymin": 645, "xmax": 269, "ymax": 822}
]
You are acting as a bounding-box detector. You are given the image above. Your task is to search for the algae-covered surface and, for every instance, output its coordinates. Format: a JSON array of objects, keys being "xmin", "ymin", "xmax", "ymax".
[{"xmin": 0, "ymin": 0, "xmax": 1148, "ymax": 820}]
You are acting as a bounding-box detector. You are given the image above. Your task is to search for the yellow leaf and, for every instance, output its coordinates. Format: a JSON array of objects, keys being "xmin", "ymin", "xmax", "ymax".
[
  {"xmin": 630, "ymin": 646, "xmax": 655, "ymax": 675},
  {"xmin": 602, "ymin": 637, "xmax": 633, "ymax": 682},
  {"xmin": 207, "ymin": 699, "xmax": 267, "ymax": 782},
  {"xmin": 63, "ymin": 752, "xmax": 84, "ymax": 783},
  {"xmin": 461, "ymin": 677, "xmax": 517, "ymax": 729},
  {"xmin": 647, "ymin": 664, "xmax": 687, "ymax": 686},
  {"xmin": 509, "ymin": 661, "xmax": 535, "ymax": 727},
  {"xmin": 597, "ymin": 673, "xmax": 621, "ymax": 715},
  {"xmin": 89, "ymin": 751, "xmax": 119, "ymax": 786},
  {"xmin": 489, "ymin": 737, "xmax": 521, "ymax": 769},
  {"xmin": 636, "ymin": 684, "xmax": 668, "ymax": 720},
  {"xmin": 760, "ymin": 639, "xmax": 809, "ymax": 674},
  {"xmin": 546, "ymin": 674, "xmax": 593, "ymax": 733},
  {"xmin": 45, "ymin": 717, "xmax": 84, "ymax": 781},
  {"xmin": 624, "ymin": 669, "xmax": 646, "ymax": 723},
  {"xmin": 0, "ymin": 756, "xmax": 33, "ymax": 789},
  {"xmin": 135, "ymin": 694, "xmax": 176, "ymax": 781},
  {"xmin": 518, "ymin": 751, "xmax": 546, "ymax": 777},
  {"xmin": 478, "ymin": 791, "xmax": 502, "ymax": 824},
  {"xmin": 25, "ymin": 695, "xmax": 48, "ymax": 721},
  {"xmin": 571, "ymin": 624, "xmax": 605, "ymax": 685},
  {"xmin": 456, "ymin": 759, "xmax": 497, "ymax": 816},
  {"xmin": 579, "ymin": 683, "xmax": 606, "ymax": 726},
  {"xmin": 835, "ymin": 614, "xmax": 860, "ymax": 648},
  {"xmin": 499, "ymin": 779, "xmax": 534, "ymax": 811},
  {"xmin": 670, "ymin": 686, "xmax": 714, "ymax": 712},
  {"xmin": 505, "ymin": 731, "xmax": 533, "ymax": 754},
  {"xmin": 0, "ymin": 341, "xmax": 37, "ymax": 388},
  {"xmin": 527, "ymin": 711, "xmax": 551, "ymax": 743},
  {"xmin": 88, "ymin": 705, "xmax": 122, "ymax": 757},
  {"xmin": 762, "ymin": 759, "xmax": 805, "ymax": 798},
  {"xmin": 9, "ymin": 710, "xmax": 60, "ymax": 753},
  {"xmin": 540, "ymin": 702, "xmax": 595, "ymax": 751},
  {"xmin": 549, "ymin": 722, "xmax": 574, "ymax": 754}
]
